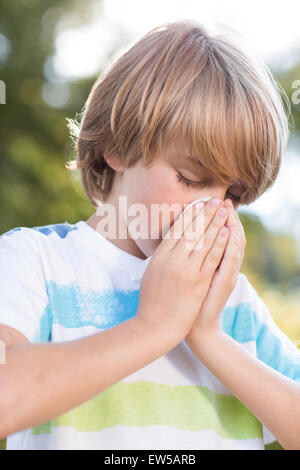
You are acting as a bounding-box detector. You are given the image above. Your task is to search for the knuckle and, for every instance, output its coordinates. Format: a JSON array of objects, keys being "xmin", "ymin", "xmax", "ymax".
[
  {"xmin": 195, "ymin": 271, "xmax": 209, "ymax": 289},
  {"xmin": 205, "ymin": 204, "xmax": 216, "ymax": 215},
  {"xmin": 214, "ymin": 236, "xmax": 223, "ymax": 247},
  {"xmin": 205, "ymin": 205, "xmax": 220, "ymax": 221},
  {"xmin": 232, "ymin": 230, "xmax": 239, "ymax": 245},
  {"xmin": 192, "ymin": 236, "xmax": 206, "ymax": 252},
  {"xmin": 216, "ymin": 229, "xmax": 227, "ymax": 242},
  {"xmin": 184, "ymin": 231, "xmax": 199, "ymax": 245},
  {"xmin": 211, "ymin": 216, "xmax": 223, "ymax": 229},
  {"xmin": 207, "ymin": 250, "xmax": 219, "ymax": 264},
  {"xmin": 232, "ymin": 245, "xmax": 240, "ymax": 260},
  {"xmin": 232, "ymin": 239, "xmax": 239, "ymax": 251},
  {"xmin": 196, "ymin": 232, "xmax": 207, "ymax": 249}
]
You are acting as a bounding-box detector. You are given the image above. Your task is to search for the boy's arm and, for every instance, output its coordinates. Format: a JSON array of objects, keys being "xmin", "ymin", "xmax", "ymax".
[
  {"xmin": 0, "ymin": 315, "xmax": 176, "ymax": 439},
  {"xmin": 186, "ymin": 329, "xmax": 300, "ymax": 450}
]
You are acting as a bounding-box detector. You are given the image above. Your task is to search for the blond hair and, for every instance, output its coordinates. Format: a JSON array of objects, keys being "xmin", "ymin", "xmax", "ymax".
[{"xmin": 66, "ymin": 19, "xmax": 291, "ymax": 207}]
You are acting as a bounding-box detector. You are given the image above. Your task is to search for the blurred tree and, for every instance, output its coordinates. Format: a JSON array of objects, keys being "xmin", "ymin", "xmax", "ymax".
[
  {"xmin": 0, "ymin": 0, "xmax": 128, "ymax": 234},
  {"xmin": 239, "ymin": 213, "xmax": 300, "ymax": 287}
]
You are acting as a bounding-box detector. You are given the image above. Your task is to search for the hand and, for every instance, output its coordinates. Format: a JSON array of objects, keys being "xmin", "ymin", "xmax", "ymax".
[
  {"xmin": 185, "ymin": 198, "xmax": 246, "ymax": 345},
  {"xmin": 136, "ymin": 197, "xmax": 231, "ymax": 345}
]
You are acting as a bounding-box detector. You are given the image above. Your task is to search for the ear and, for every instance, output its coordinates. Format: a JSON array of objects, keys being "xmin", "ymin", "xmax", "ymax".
[{"xmin": 104, "ymin": 152, "xmax": 124, "ymax": 172}]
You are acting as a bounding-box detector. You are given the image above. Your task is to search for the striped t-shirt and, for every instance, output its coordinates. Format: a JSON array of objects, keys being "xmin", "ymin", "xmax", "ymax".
[{"xmin": 1, "ymin": 220, "xmax": 300, "ymax": 450}]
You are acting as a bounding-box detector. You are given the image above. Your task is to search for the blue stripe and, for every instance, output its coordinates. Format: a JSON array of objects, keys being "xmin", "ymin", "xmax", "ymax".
[
  {"xmin": 45, "ymin": 280, "xmax": 258, "ymax": 336},
  {"xmin": 254, "ymin": 315, "xmax": 300, "ymax": 382},
  {"xmin": 1, "ymin": 223, "xmax": 77, "ymax": 239},
  {"xmin": 2, "ymin": 227, "xmax": 22, "ymax": 236},
  {"xmin": 33, "ymin": 303, "xmax": 53, "ymax": 343},
  {"xmin": 39, "ymin": 280, "xmax": 300, "ymax": 383},
  {"xmin": 46, "ymin": 280, "xmax": 140, "ymax": 329},
  {"xmin": 32, "ymin": 222, "xmax": 78, "ymax": 239},
  {"xmin": 224, "ymin": 304, "xmax": 300, "ymax": 382},
  {"xmin": 222, "ymin": 303, "xmax": 256, "ymax": 343}
]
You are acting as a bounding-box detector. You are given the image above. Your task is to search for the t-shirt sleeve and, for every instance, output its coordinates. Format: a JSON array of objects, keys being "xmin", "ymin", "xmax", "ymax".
[
  {"xmin": 0, "ymin": 227, "xmax": 51, "ymax": 343},
  {"xmin": 246, "ymin": 277, "xmax": 300, "ymax": 449}
]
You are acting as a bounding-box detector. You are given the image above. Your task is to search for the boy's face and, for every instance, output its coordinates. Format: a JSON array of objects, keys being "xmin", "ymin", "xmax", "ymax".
[{"xmin": 98, "ymin": 149, "xmax": 241, "ymax": 259}]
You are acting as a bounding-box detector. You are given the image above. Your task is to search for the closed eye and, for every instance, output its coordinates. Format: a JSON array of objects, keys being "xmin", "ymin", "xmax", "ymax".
[
  {"xmin": 176, "ymin": 171, "xmax": 242, "ymax": 203},
  {"xmin": 175, "ymin": 171, "xmax": 206, "ymax": 189}
]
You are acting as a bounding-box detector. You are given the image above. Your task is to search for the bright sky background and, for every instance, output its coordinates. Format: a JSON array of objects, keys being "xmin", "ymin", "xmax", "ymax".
[
  {"xmin": 46, "ymin": 0, "xmax": 300, "ymax": 257},
  {"xmin": 51, "ymin": 0, "xmax": 300, "ymax": 79}
]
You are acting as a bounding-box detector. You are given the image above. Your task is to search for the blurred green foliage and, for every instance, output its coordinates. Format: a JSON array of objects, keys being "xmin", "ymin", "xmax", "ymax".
[
  {"xmin": 0, "ymin": 0, "xmax": 106, "ymax": 232},
  {"xmin": 0, "ymin": 0, "xmax": 300, "ymax": 451}
]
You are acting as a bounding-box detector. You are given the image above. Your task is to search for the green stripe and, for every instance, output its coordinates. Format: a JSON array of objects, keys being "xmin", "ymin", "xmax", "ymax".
[
  {"xmin": 32, "ymin": 381, "xmax": 263, "ymax": 440},
  {"xmin": 264, "ymin": 441, "xmax": 284, "ymax": 450},
  {"xmin": 0, "ymin": 438, "xmax": 6, "ymax": 450}
]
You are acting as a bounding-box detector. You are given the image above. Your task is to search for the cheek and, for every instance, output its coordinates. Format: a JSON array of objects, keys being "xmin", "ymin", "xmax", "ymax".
[
  {"xmin": 126, "ymin": 164, "xmax": 187, "ymax": 241},
  {"xmin": 143, "ymin": 183, "xmax": 184, "ymax": 240}
]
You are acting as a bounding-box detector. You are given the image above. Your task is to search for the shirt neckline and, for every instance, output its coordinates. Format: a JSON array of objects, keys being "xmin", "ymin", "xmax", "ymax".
[{"xmin": 75, "ymin": 220, "xmax": 152, "ymax": 282}]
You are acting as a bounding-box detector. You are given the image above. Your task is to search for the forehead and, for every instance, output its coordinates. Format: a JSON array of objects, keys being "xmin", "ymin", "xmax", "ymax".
[{"xmin": 158, "ymin": 143, "xmax": 203, "ymax": 170}]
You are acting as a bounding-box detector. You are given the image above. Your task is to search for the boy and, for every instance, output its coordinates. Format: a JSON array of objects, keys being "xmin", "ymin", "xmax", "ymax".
[{"xmin": 1, "ymin": 19, "xmax": 300, "ymax": 450}]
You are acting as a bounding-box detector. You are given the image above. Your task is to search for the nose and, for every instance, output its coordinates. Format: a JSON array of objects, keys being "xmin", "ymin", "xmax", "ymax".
[
  {"xmin": 198, "ymin": 184, "xmax": 231, "ymax": 205},
  {"xmin": 181, "ymin": 185, "xmax": 235, "ymax": 217},
  {"xmin": 192, "ymin": 190, "xmax": 227, "ymax": 206}
]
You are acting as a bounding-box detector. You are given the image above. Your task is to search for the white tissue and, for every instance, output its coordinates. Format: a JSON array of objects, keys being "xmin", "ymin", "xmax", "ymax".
[{"xmin": 182, "ymin": 196, "xmax": 213, "ymax": 213}]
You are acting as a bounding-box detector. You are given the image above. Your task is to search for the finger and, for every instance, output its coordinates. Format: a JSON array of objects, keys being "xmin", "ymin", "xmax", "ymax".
[
  {"xmin": 234, "ymin": 208, "xmax": 246, "ymax": 260},
  {"xmin": 224, "ymin": 199, "xmax": 245, "ymax": 244},
  {"xmin": 224, "ymin": 200, "xmax": 243, "ymax": 258},
  {"xmin": 232, "ymin": 209, "xmax": 246, "ymax": 259},
  {"xmin": 159, "ymin": 199, "xmax": 204, "ymax": 252},
  {"xmin": 224, "ymin": 199, "xmax": 236, "ymax": 228},
  {"xmin": 174, "ymin": 197, "xmax": 224, "ymax": 255},
  {"xmin": 200, "ymin": 225, "xmax": 230, "ymax": 278},
  {"xmin": 192, "ymin": 225, "xmax": 240, "ymax": 332},
  {"xmin": 218, "ymin": 225, "xmax": 241, "ymax": 279},
  {"xmin": 189, "ymin": 205, "xmax": 229, "ymax": 261},
  {"xmin": 235, "ymin": 211, "xmax": 246, "ymax": 246}
]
